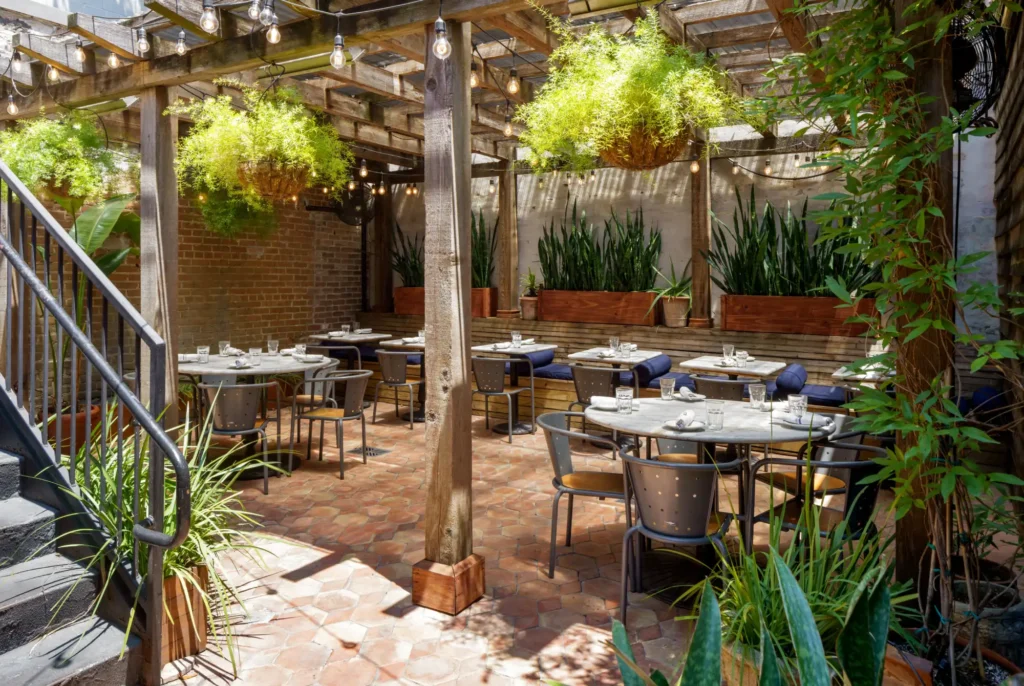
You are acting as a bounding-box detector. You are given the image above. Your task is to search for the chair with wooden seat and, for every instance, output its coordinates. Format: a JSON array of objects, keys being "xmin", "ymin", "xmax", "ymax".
[
  {"xmin": 747, "ymin": 438, "xmax": 885, "ymax": 552},
  {"xmin": 200, "ymin": 381, "xmax": 282, "ymax": 494},
  {"xmin": 372, "ymin": 350, "xmax": 423, "ymax": 430},
  {"xmin": 619, "ymin": 452, "xmax": 740, "ymax": 625},
  {"xmin": 537, "ymin": 412, "xmax": 627, "ymax": 579},
  {"xmin": 472, "ymin": 356, "xmax": 534, "ymax": 443},
  {"xmin": 754, "ymin": 419, "xmax": 861, "ymax": 496},
  {"xmin": 568, "ymin": 365, "xmax": 619, "ymax": 415},
  {"xmin": 694, "ymin": 375, "xmax": 747, "ymax": 401},
  {"xmin": 298, "ymin": 370, "xmax": 372, "ymax": 479}
]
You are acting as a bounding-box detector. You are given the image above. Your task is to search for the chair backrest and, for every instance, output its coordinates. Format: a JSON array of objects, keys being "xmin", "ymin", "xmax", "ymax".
[
  {"xmin": 536, "ymin": 412, "xmax": 618, "ymax": 481},
  {"xmin": 623, "ymin": 453, "xmax": 738, "ymax": 539},
  {"xmin": 694, "ymin": 375, "xmax": 746, "ymax": 401},
  {"xmin": 472, "ymin": 357, "xmax": 507, "ymax": 393},
  {"xmin": 571, "ymin": 365, "xmax": 618, "ymax": 405},
  {"xmin": 377, "ymin": 350, "xmax": 409, "ymax": 383},
  {"xmin": 200, "ymin": 382, "xmax": 274, "ymax": 432},
  {"xmin": 656, "ymin": 437, "xmax": 700, "ymax": 456},
  {"xmin": 326, "ymin": 370, "xmax": 373, "ymax": 415}
]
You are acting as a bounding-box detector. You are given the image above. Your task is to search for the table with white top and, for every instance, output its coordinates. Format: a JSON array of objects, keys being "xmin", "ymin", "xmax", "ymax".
[
  {"xmin": 310, "ymin": 332, "xmax": 393, "ymax": 345},
  {"xmin": 832, "ymin": 365, "xmax": 894, "ymax": 383},
  {"xmin": 378, "ymin": 338, "xmax": 427, "ymax": 422},
  {"xmin": 678, "ymin": 355, "xmax": 786, "ymax": 380},
  {"xmin": 568, "ymin": 347, "xmax": 663, "ymax": 386},
  {"xmin": 471, "ymin": 342, "xmax": 558, "ymax": 435},
  {"xmin": 178, "ymin": 353, "xmax": 336, "ymax": 379}
]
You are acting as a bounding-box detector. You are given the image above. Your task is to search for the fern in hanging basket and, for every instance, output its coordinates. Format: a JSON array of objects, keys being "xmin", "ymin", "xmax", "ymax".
[
  {"xmin": 169, "ymin": 81, "xmax": 354, "ymax": 236},
  {"xmin": 517, "ymin": 11, "xmax": 737, "ymax": 172}
]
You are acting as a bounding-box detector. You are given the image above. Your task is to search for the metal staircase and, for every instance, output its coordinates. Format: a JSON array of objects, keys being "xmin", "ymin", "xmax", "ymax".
[{"xmin": 0, "ymin": 160, "xmax": 191, "ymax": 686}]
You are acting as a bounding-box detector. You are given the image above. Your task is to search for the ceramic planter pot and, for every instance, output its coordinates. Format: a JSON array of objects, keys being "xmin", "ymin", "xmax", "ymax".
[
  {"xmin": 659, "ymin": 296, "xmax": 690, "ymax": 327},
  {"xmin": 520, "ymin": 296, "xmax": 538, "ymax": 320}
]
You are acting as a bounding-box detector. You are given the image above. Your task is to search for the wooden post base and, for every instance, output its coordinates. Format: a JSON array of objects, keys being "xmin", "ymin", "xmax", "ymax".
[
  {"xmin": 496, "ymin": 309, "xmax": 520, "ymax": 319},
  {"xmin": 412, "ymin": 554, "xmax": 485, "ymax": 615},
  {"xmin": 688, "ymin": 317, "xmax": 713, "ymax": 329}
]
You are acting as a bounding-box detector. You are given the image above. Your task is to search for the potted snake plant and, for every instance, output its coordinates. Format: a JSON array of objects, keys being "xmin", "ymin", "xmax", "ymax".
[
  {"xmin": 647, "ymin": 261, "xmax": 691, "ymax": 327},
  {"xmin": 519, "ymin": 268, "xmax": 540, "ymax": 320},
  {"xmin": 471, "ymin": 210, "xmax": 499, "ymax": 318},
  {"xmin": 391, "ymin": 221, "xmax": 425, "ymax": 315}
]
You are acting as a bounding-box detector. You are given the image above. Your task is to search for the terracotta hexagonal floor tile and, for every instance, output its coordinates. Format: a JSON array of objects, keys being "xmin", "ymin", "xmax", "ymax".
[
  {"xmin": 559, "ymin": 592, "xmax": 608, "ymax": 616},
  {"xmin": 319, "ymin": 656, "xmax": 379, "ymax": 686},
  {"xmin": 312, "ymin": 588, "xmax": 360, "ymax": 613},
  {"xmin": 274, "ymin": 643, "xmax": 331, "ymax": 672},
  {"xmin": 404, "ymin": 655, "xmax": 459, "ymax": 684},
  {"xmin": 538, "ymin": 608, "xmax": 587, "ymax": 633},
  {"xmin": 360, "ymin": 638, "xmax": 413, "ymax": 665},
  {"xmin": 498, "ymin": 595, "xmax": 538, "ymax": 618}
]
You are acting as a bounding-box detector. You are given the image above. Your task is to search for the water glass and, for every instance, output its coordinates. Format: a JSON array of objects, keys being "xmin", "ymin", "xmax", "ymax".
[
  {"xmin": 789, "ymin": 394, "xmax": 808, "ymax": 419},
  {"xmin": 736, "ymin": 350, "xmax": 749, "ymax": 368},
  {"xmin": 341, "ymin": 324, "xmax": 351, "ymax": 335},
  {"xmin": 267, "ymin": 339, "xmax": 279, "ymax": 355},
  {"xmin": 196, "ymin": 346, "xmax": 210, "ymax": 364},
  {"xmin": 615, "ymin": 386, "xmax": 634, "ymax": 415},
  {"xmin": 249, "ymin": 348, "xmax": 262, "ymax": 367},
  {"xmin": 609, "ymin": 336, "xmax": 619, "ymax": 352},
  {"xmin": 749, "ymin": 383, "xmax": 766, "ymax": 410},
  {"xmin": 295, "ymin": 343, "xmax": 306, "ymax": 356},
  {"xmin": 722, "ymin": 343, "xmax": 735, "ymax": 362},
  {"xmin": 660, "ymin": 377, "xmax": 675, "ymax": 401},
  {"xmin": 706, "ymin": 399, "xmax": 725, "ymax": 430},
  {"xmin": 619, "ymin": 343, "xmax": 633, "ymax": 360},
  {"xmin": 218, "ymin": 340, "xmax": 230, "ymax": 356},
  {"xmin": 511, "ymin": 331, "xmax": 522, "ymax": 348}
]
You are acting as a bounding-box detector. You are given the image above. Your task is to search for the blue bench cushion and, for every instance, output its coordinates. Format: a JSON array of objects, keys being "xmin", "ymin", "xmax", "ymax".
[
  {"xmin": 506, "ymin": 349, "xmax": 556, "ymax": 375},
  {"xmin": 646, "ymin": 371, "xmax": 696, "ymax": 392},
  {"xmin": 358, "ymin": 345, "xmax": 378, "ymax": 363},
  {"xmin": 406, "ymin": 354, "xmax": 424, "ymax": 366},
  {"xmin": 801, "ymin": 384, "xmax": 847, "ymax": 408},
  {"xmin": 533, "ymin": 363, "xmax": 574, "ymax": 381},
  {"xmin": 633, "ymin": 354, "xmax": 673, "ymax": 387},
  {"xmin": 775, "ymin": 363, "xmax": 808, "ymax": 395}
]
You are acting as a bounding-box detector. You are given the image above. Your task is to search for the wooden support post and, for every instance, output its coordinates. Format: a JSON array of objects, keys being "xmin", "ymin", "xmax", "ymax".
[
  {"xmin": 689, "ymin": 141, "xmax": 713, "ymax": 328},
  {"xmin": 412, "ymin": 19, "xmax": 484, "ymax": 616},
  {"xmin": 139, "ymin": 86, "xmax": 179, "ymax": 426},
  {"xmin": 372, "ymin": 166, "xmax": 393, "ymax": 313},
  {"xmin": 496, "ymin": 142, "xmax": 519, "ymax": 318}
]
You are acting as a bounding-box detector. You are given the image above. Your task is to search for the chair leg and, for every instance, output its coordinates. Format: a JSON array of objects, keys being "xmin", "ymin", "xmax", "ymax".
[
  {"xmin": 712, "ymin": 535, "xmax": 728, "ymax": 560},
  {"xmin": 336, "ymin": 422, "xmax": 344, "ymax": 480},
  {"xmin": 620, "ymin": 528, "xmax": 635, "ymax": 625},
  {"xmin": 484, "ymin": 395, "xmax": 489, "ymax": 429},
  {"xmin": 259, "ymin": 429, "xmax": 269, "ymax": 495},
  {"xmin": 318, "ymin": 422, "xmax": 325, "ymax": 461},
  {"xmin": 306, "ymin": 421, "xmax": 313, "ymax": 461},
  {"xmin": 505, "ymin": 394, "xmax": 513, "ymax": 443},
  {"xmin": 565, "ymin": 493, "xmax": 574, "ymax": 546},
  {"xmin": 395, "ymin": 386, "xmax": 401, "ymax": 425},
  {"xmin": 372, "ymin": 383, "xmax": 381, "ymax": 424},
  {"xmin": 361, "ymin": 415, "xmax": 367, "ymax": 464},
  {"xmin": 407, "ymin": 385, "xmax": 414, "ymax": 430},
  {"xmin": 549, "ymin": 490, "xmax": 563, "ymax": 579},
  {"xmin": 338, "ymin": 421, "xmax": 345, "ymax": 477}
]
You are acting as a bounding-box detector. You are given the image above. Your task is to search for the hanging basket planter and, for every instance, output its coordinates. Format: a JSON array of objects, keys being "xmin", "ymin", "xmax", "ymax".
[
  {"xmin": 237, "ymin": 161, "xmax": 309, "ymax": 201},
  {"xmin": 598, "ymin": 126, "xmax": 689, "ymax": 171}
]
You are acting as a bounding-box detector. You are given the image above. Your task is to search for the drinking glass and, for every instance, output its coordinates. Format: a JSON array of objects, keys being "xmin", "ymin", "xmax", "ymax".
[
  {"xmin": 749, "ymin": 383, "xmax": 766, "ymax": 410},
  {"xmin": 267, "ymin": 339, "xmax": 279, "ymax": 355},
  {"xmin": 511, "ymin": 331, "xmax": 522, "ymax": 348},
  {"xmin": 418, "ymin": 329, "xmax": 426, "ymax": 340},
  {"xmin": 706, "ymin": 399, "xmax": 725, "ymax": 430},
  {"xmin": 615, "ymin": 386, "xmax": 634, "ymax": 415},
  {"xmin": 660, "ymin": 377, "xmax": 675, "ymax": 401},
  {"xmin": 196, "ymin": 346, "xmax": 210, "ymax": 364},
  {"xmin": 789, "ymin": 394, "xmax": 808, "ymax": 419},
  {"xmin": 341, "ymin": 324, "xmax": 351, "ymax": 335},
  {"xmin": 294, "ymin": 343, "xmax": 306, "ymax": 356},
  {"xmin": 609, "ymin": 336, "xmax": 620, "ymax": 353},
  {"xmin": 722, "ymin": 343, "xmax": 735, "ymax": 362},
  {"xmin": 736, "ymin": 350, "xmax": 749, "ymax": 368},
  {"xmin": 218, "ymin": 340, "xmax": 230, "ymax": 356},
  {"xmin": 249, "ymin": 348, "xmax": 262, "ymax": 367},
  {"xmin": 618, "ymin": 343, "xmax": 632, "ymax": 360}
]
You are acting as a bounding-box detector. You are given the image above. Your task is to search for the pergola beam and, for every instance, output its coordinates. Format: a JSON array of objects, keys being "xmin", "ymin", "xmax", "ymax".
[
  {"xmin": 68, "ymin": 13, "xmax": 146, "ymax": 60},
  {"xmin": 673, "ymin": 0, "xmax": 769, "ymax": 25},
  {"xmin": 143, "ymin": 0, "xmax": 221, "ymax": 40},
  {"xmin": 0, "ymin": 0, "xmax": 70, "ymax": 26},
  {"xmin": 486, "ymin": 11, "xmax": 559, "ymax": 54},
  {"xmin": 11, "ymin": 34, "xmax": 93, "ymax": 76}
]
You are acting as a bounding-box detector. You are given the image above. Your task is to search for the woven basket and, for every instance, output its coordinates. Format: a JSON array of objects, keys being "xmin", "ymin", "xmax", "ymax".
[
  {"xmin": 237, "ymin": 161, "xmax": 308, "ymax": 201},
  {"xmin": 598, "ymin": 125, "xmax": 688, "ymax": 171},
  {"xmin": 37, "ymin": 180, "xmax": 73, "ymax": 200}
]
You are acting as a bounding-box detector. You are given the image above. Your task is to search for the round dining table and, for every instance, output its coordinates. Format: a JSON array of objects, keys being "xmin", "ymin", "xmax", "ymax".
[{"xmin": 178, "ymin": 353, "xmax": 337, "ymax": 379}]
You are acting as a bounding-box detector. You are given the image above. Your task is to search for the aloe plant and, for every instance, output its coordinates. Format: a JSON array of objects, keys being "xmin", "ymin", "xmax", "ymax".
[
  {"xmin": 391, "ymin": 221, "xmax": 424, "ymax": 287},
  {"xmin": 647, "ymin": 260, "xmax": 693, "ymax": 316},
  {"xmin": 471, "ymin": 209, "xmax": 498, "ymax": 289}
]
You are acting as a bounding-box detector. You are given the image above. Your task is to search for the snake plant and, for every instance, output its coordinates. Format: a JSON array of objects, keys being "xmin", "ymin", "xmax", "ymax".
[
  {"xmin": 471, "ymin": 209, "xmax": 498, "ymax": 288},
  {"xmin": 391, "ymin": 221, "xmax": 424, "ymax": 287}
]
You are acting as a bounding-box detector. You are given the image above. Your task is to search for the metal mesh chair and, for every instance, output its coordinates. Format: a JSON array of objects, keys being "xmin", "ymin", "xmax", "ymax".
[
  {"xmin": 200, "ymin": 381, "xmax": 282, "ymax": 495},
  {"xmin": 537, "ymin": 412, "xmax": 627, "ymax": 579},
  {"xmin": 754, "ymin": 416, "xmax": 860, "ymax": 495},
  {"xmin": 373, "ymin": 350, "xmax": 423, "ymax": 429},
  {"xmin": 568, "ymin": 365, "xmax": 619, "ymax": 413},
  {"xmin": 309, "ymin": 344, "xmax": 362, "ymax": 369},
  {"xmin": 619, "ymin": 453, "xmax": 739, "ymax": 625},
  {"xmin": 299, "ymin": 370, "xmax": 373, "ymax": 479},
  {"xmin": 694, "ymin": 375, "xmax": 747, "ymax": 401},
  {"xmin": 472, "ymin": 357, "xmax": 534, "ymax": 443}
]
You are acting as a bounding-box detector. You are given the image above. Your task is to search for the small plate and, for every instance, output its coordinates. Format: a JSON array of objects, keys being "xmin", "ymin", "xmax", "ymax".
[
  {"xmin": 674, "ymin": 392, "xmax": 707, "ymax": 402},
  {"xmin": 780, "ymin": 419, "xmax": 831, "ymax": 431},
  {"xmin": 714, "ymin": 361, "xmax": 737, "ymax": 368},
  {"xmin": 663, "ymin": 420, "xmax": 706, "ymax": 432},
  {"xmin": 230, "ymin": 363, "xmax": 252, "ymax": 370}
]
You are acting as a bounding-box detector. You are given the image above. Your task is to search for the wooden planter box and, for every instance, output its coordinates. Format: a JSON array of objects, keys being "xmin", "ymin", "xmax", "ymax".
[
  {"xmin": 538, "ymin": 290, "xmax": 657, "ymax": 326},
  {"xmin": 472, "ymin": 287, "xmax": 498, "ymax": 318},
  {"xmin": 162, "ymin": 566, "xmax": 209, "ymax": 665},
  {"xmin": 394, "ymin": 287, "xmax": 425, "ymax": 316},
  {"xmin": 722, "ymin": 643, "xmax": 933, "ymax": 686},
  {"xmin": 720, "ymin": 295, "xmax": 875, "ymax": 337}
]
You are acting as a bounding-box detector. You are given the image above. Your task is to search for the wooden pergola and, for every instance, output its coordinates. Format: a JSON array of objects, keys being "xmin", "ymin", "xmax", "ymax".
[{"xmin": 0, "ymin": 0, "xmax": 852, "ymax": 614}]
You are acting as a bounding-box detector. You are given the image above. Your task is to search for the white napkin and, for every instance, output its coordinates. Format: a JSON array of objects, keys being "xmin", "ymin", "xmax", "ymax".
[
  {"xmin": 716, "ymin": 358, "xmax": 737, "ymax": 367},
  {"xmin": 225, "ymin": 346, "xmax": 244, "ymax": 356},
  {"xmin": 590, "ymin": 396, "xmax": 617, "ymax": 410},
  {"xmin": 520, "ymin": 338, "xmax": 536, "ymax": 345},
  {"xmin": 355, "ymin": 328, "xmax": 372, "ymax": 334},
  {"xmin": 676, "ymin": 387, "xmax": 706, "ymax": 401},
  {"xmin": 281, "ymin": 347, "xmax": 296, "ymax": 355},
  {"xmin": 403, "ymin": 337, "xmax": 424, "ymax": 344},
  {"xmin": 493, "ymin": 342, "xmax": 512, "ymax": 350},
  {"xmin": 178, "ymin": 353, "xmax": 199, "ymax": 363},
  {"xmin": 673, "ymin": 410, "xmax": 696, "ymax": 429},
  {"xmin": 231, "ymin": 357, "xmax": 251, "ymax": 368},
  {"xmin": 328, "ymin": 331, "xmax": 346, "ymax": 337},
  {"xmin": 625, "ymin": 343, "xmax": 637, "ymax": 351},
  {"xmin": 779, "ymin": 413, "xmax": 831, "ymax": 429},
  {"xmin": 597, "ymin": 350, "xmax": 617, "ymax": 358},
  {"xmin": 294, "ymin": 354, "xmax": 324, "ymax": 363}
]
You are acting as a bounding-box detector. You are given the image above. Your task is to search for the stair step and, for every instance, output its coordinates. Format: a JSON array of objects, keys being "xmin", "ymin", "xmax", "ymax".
[
  {"xmin": 0, "ymin": 497, "xmax": 56, "ymax": 567},
  {"xmin": 0, "ymin": 453, "xmax": 18, "ymax": 501},
  {"xmin": 0, "ymin": 616, "xmax": 140, "ymax": 686},
  {"xmin": 0, "ymin": 554, "xmax": 97, "ymax": 654}
]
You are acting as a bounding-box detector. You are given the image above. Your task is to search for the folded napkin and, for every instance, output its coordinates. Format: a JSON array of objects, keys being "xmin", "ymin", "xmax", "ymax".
[
  {"xmin": 355, "ymin": 328, "xmax": 372, "ymax": 334},
  {"xmin": 676, "ymin": 387, "xmax": 706, "ymax": 401},
  {"xmin": 520, "ymin": 338, "xmax": 536, "ymax": 345},
  {"xmin": 230, "ymin": 357, "xmax": 251, "ymax": 369},
  {"xmin": 402, "ymin": 337, "xmax": 424, "ymax": 344},
  {"xmin": 625, "ymin": 343, "xmax": 637, "ymax": 351},
  {"xmin": 673, "ymin": 410, "xmax": 696, "ymax": 429},
  {"xmin": 281, "ymin": 347, "xmax": 296, "ymax": 355},
  {"xmin": 779, "ymin": 413, "xmax": 832, "ymax": 429},
  {"xmin": 716, "ymin": 358, "xmax": 737, "ymax": 367},
  {"xmin": 328, "ymin": 331, "xmax": 347, "ymax": 337},
  {"xmin": 597, "ymin": 350, "xmax": 617, "ymax": 358},
  {"xmin": 178, "ymin": 353, "xmax": 200, "ymax": 363},
  {"xmin": 492, "ymin": 342, "xmax": 512, "ymax": 350},
  {"xmin": 589, "ymin": 396, "xmax": 639, "ymax": 411},
  {"xmin": 294, "ymin": 354, "xmax": 323, "ymax": 363},
  {"xmin": 225, "ymin": 347, "xmax": 244, "ymax": 356}
]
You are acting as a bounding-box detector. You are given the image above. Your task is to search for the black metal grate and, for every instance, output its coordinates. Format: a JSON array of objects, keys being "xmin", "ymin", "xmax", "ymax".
[{"xmin": 347, "ymin": 446, "xmax": 391, "ymax": 458}]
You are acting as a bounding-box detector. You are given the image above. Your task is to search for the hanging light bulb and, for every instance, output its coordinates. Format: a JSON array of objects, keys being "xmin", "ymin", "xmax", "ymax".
[
  {"xmin": 47, "ymin": 65, "xmax": 60, "ymax": 82},
  {"xmin": 411, "ymin": 184, "xmax": 419, "ymax": 196},
  {"xmin": 200, "ymin": 0, "xmax": 219, "ymax": 33},
  {"xmin": 690, "ymin": 159, "xmax": 700, "ymax": 174},
  {"xmin": 74, "ymin": 40, "xmax": 87, "ymax": 63},
  {"xmin": 330, "ymin": 33, "xmax": 346, "ymax": 69},
  {"xmin": 322, "ymin": 186, "xmax": 329, "ymax": 194},
  {"xmin": 470, "ymin": 62, "xmax": 479, "ymax": 88},
  {"xmin": 503, "ymin": 113, "xmax": 513, "ymax": 137},
  {"xmin": 589, "ymin": 170, "xmax": 596, "ymax": 184},
  {"xmin": 11, "ymin": 51, "xmax": 23, "ymax": 73},
  {"xmin": 258, "ymin": 0, "xmax": 274, "ymax": 25},
  {"xmin": 405, "ymin": 184, "xmax": 413, "ymax": 196},
  {"xmin": 359, "ymin": 160, "xmax": 368, "ymax": 178},
  {"xmin": 136, "ymin": 28, "xmax": 150, "ymax": 54},
  {"xmin": 198, "ymin": 193, "xmax": 207, "ymax": 203},
  {"xmin": 6, "ymin": 94, "xmax": 18, "ymax": 116},
  {"xmin": 488, "ymin": 179, "xmax": 496, "ymax": 194},
  {"xmin": 432, "ymin": 17, "xmax": 451, "ymax": 60},
  {"xmin": 731, "ymin": 161, "xmax": 739, "ymax": 175},
  {"xmin": 173, "ymin": 29, "xmax": 188, "ymax": 55},
  {"xmin": 538, "ymin": 177, "xmax": 544, "ymax": 190},
  {"xmin": 764, "ymin": 160, "xmax": 773, "ymax": 176},
  {"xmin": 379, "ymin": 182, "xmax": 387, "ymax": 195},
  {"xmin": 107, "ymin": 51, "xmax": 120, "ymax": 68},
  {"xmin": 347, "ymin": 180, "xmax": 357, "ymax": 191},
  {"xmin": 266, "ymin": 15, "xmax": 281, "ymax": 44},
  {"xmin": 247, "ymin": 0, "xmax": 260, "ymax": 20},
  {"xmin": 507, "ymin": 67, "xmax": 520, "ymax": 95}
]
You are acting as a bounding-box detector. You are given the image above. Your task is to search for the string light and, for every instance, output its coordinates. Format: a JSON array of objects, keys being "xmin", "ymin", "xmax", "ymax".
[
  {"xmin": 200, "ymin": 0, "xmax": 219, "ymax": 33},
  {"xmin": 11, "ymin": 51, "xmax": 23, "ymax": 73},
  {"xmin": 330, "ymin": 33, "xmax": 346, "ymax": 69},
  {"xmin": 589, "ymin": 170, "xmax": 596, "ymax": 184},
  {"xmin": 347, "ymin": 180, "xmax": 356, "ymax": 191},
  {"xmin": 503, "ymin": 113, "xmax": 513, "ymax": 137},
  {"xmin": 764, "ymin": 160, "xmax": 773, "ymax": 176},
  {"xmin": 432, "ymin": 17, "xmax": 451, "ymax": 60},
  {"xmin": 377, "ymin": 181, "xmax": 386, "ymax": 195},
  {"xmin": 507, "ymin": 67, "xmax": 520, "ymax": 95},
  {"xmin": 322, "ymin": 186, "xmax": 329, "ymax": 194},
  {"xmin": 6, "ymin": 94, "xmax": 18, "ymax": 116},
  {"xmin": 488, "ymin": 179, "xmax": 496, "ymax": 194},
  {"xmin": 47, "ymin": 65, "xmax": 60, "ymax": 82},
  {"xmin": 690, "ymin": 159, "xmax": 700, "ymax": 174},
  {"xmin": 731, "ymin": 161, "xmax": 739, "ymax": 175},
  {"xmin": 266, "ymin": 15, "xmax": 281, "ymax": 44},
  {"xmin": 198, "ymin": 193, "xmax": 207, "ymax": 203},
  {"xmin": 411, "ymin": 185, "xmax": 419, "ymax": 196},
  {"xmin": 405, "ymin": 184, "xmax": 413, "ymax": 196},
  {"xmin": 247, "ymin": 0, "xmax": 260, "ymax": 20},
  {"xmin": 107, "ymin": 51, "xmax": 120, "ymax": 68},
  {"xmin": 74, "ymin": 40, "xmax": 87, "ymax": 63},
  {"xmin": 174, "ymin": 30, "xmax": 188, "ymax": 55},
  {"xmin": 259, "ymin": 0, "xmax": 274, "ymax": 25},
  {"xmin": 470, "ymin": 62, "xmax": 479, "ymax": 88},
  {"xmin": 136, "ymin": 28, "xmax": 150, "ymax": 54},
  {"xmin": 358, "ymin": 160, "xmax": 368, "ymax": 178}
]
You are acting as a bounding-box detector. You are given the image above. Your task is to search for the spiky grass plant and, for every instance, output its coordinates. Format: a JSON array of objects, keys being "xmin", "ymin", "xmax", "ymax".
[
  {"xmin": 471, "ymin": 210, "xmax": 499, "ymax": 289},
  {"xmin": 391, "ymin": 221, "xmax": 425, "ymax": 287},
  {"xmin": 603, "ymin": 208, "xmax": 662, "ymax": 292}
]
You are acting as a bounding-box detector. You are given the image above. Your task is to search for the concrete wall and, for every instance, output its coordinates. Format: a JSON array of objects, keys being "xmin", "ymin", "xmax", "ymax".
[{"xmin": 955, "ymin": 136, "xmax": 999, "ymax": 341}]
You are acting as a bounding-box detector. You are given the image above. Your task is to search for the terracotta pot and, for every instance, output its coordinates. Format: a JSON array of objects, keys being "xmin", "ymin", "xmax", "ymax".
[
  {"xmin": 719, "ymin": 294, "xmax": 875, "ymax": 337},
  {"xmin": 520, "ymin": 296, "xmax": 538, "ymax": 321},
  {"xmin": 393, "ymin": 287, "xmax": 425, "ymax": 315},
  {"xmin": 538, "ymin": 290, "xmax": 657, "ymax": 326},
  {"xmin": 471, "ymin": 287, "xmax": 498, "ymax": 318},
  {"xmin": 162, "ymin": 566, "xmax": 209, "ymax": 665},
  {"xmin": 598, "ymin": 125, "xmax": 689, "ymax": 171},
  {"xmin": 660, "ymin": 296, "xmax": 690, "ymax": 328},
  {"xmin": 45, "ymin": 405, "xmax": 103, "ymax": 456}
]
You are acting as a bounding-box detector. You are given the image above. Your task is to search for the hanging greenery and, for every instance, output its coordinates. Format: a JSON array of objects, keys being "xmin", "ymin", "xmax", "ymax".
[
  {"xmin": 516, "ymin": 10, "xmax": 737, "ymax": 172},
  {"xmin": 0, "ymin": 111, "xmax": 129, "ymax": 202},
  {"xmin": 169, "ymin": 80, "xmax": 354, "ymax": 237}
]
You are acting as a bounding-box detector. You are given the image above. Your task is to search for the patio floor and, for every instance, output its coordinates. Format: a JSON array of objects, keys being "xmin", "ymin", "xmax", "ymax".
[{"xmin": 166, "ymin": 410, "xmax": 824, "ymax": 686}]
